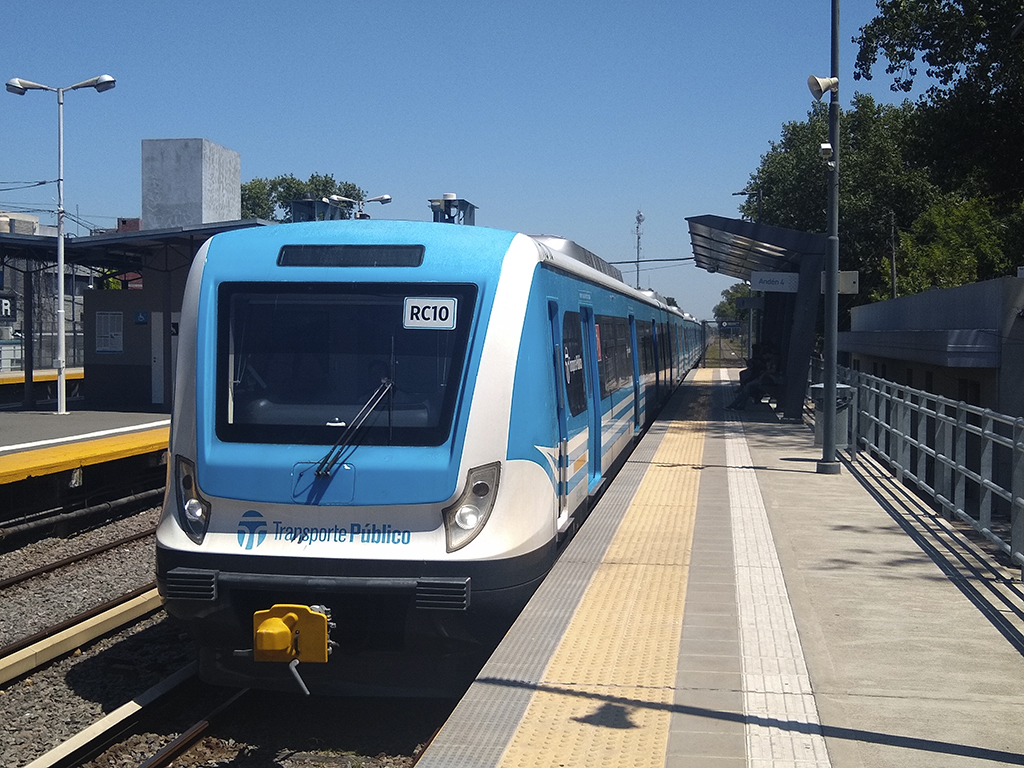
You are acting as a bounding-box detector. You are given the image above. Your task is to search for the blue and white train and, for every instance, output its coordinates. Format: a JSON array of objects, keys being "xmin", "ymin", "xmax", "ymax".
[{"xmin": 156, "ymin": 220, "xmax": 703, "ymax": 695}]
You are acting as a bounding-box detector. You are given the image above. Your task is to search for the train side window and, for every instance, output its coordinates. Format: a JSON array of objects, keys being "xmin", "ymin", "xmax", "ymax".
[
  {"xmin": 637, "ymin": 322, "xmax": 655, "ymax": 375},
  {"xmin": 562, "ymin": 311, "xmax": 587, "ymax": 417},
  {"xmin": 596, "ymin": 314, "xmax": 631, "ymax": 398}
]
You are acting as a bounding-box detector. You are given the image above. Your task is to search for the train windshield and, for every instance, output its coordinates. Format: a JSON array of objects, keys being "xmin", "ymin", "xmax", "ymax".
[{"xmin": 216, "ymin": 282, "xmax": 477, "ymax": 446}]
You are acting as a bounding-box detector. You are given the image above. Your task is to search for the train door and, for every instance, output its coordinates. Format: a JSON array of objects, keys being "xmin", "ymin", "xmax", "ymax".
[
  {"xmin": 560, "ymin": 309, "xmax": 590, "ymax": 517},
  {"xmin": 548, "ymin": 301, "xmax": 570, "ymax": 533},
  {"xmin": 652, "ymin": 320, "xmax": 662, "ymax": 404},
  {"xmin": 629, "ymin": 315, "xmax": 641, "ymax": 433},
  {"xmin": 580, "ymin": 306, "xmax": 602, "ymax": 491}
]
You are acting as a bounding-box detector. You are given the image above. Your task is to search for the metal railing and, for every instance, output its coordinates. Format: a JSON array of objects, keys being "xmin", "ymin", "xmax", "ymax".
[{"xmin": 825, "ymin": 367, "xmax": 1024, "ymax": 576}]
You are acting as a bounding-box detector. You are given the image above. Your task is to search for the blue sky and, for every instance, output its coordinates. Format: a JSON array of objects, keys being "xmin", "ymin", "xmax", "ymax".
[{"xmin": 1, "ymin": 1, "xmax": 920, "ymax": 319}]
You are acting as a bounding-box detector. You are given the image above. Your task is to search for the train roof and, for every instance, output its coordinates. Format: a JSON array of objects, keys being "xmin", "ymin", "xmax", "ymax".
[
  {"xmin": 529, "ymin": 235, "xmax": 624, "ymax": 283},
  {"xmin": 198, "ymin": 220, "xmax": 680, "ymax": 314}
]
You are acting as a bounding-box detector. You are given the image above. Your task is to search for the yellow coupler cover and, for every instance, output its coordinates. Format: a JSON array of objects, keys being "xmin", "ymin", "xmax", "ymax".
[{"xmin": 253, "ymin": 604, "xmax": 329, "ymax": 663}]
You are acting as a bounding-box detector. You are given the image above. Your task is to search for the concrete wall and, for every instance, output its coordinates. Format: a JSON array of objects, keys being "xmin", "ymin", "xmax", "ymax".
[
  {"xmin": 141, "ymin": 138, "xmax": 240, "ymax": 230},
  {"xmin": 843, "ymin": 277, "xmax": 1024, "ymax": 415},
  {"xmin": 850, "ymin": 277, "xmax": 1024, "ymax": 332}
]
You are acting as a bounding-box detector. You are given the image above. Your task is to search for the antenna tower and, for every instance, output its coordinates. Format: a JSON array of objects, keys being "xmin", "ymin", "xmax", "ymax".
[{"xmin": 634, "ymin": 210, "xmax": 644, "ymax": 289}]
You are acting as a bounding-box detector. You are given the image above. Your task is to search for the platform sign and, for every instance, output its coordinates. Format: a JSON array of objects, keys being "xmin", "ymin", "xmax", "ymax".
[
  {"xmin": 821, "ymin": 270, "xmax": 860, "ymax": 295},
  {"xmin": 0, "ymin": 293, "xmax": 15, "ymax": 322},
  {"xmin": 751, "ymin": 271, "xmax": 799, "ymax": 293}
]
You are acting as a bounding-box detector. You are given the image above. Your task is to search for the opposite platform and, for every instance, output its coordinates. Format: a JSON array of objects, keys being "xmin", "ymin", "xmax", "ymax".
[
  {"xmin": 0, "ymin": 410, "xmax": 169, "ymax": 484},
  {"xmin": 419, "ymin": 368, "xmax": 1024, "ymax": 768}
]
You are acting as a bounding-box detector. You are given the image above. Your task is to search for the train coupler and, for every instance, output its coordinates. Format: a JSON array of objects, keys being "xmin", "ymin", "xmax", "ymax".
[{"xmin": 252, "ymin": 604, "xmax": 333, "ymax": 663}]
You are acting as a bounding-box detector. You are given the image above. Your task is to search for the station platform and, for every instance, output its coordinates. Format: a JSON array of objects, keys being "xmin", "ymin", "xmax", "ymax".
[
  {"xmin": 419, "ymin": 368, "xmax": 1024, "ymax": 768},
  {"xmin": 0, "ymin": 409, "xmax": 169, "ymax": 485}
]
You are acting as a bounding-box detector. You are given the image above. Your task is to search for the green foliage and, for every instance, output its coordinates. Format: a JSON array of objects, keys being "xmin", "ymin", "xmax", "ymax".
[
  {"xmin": 738, "ymin": 102, "xmax": 829, "ymax": 231},
  {"xmin": 713, "ymin": 282, "xmax": 751, "ymax": 324},
  {"xmin": 888, "ymin": 195, "xmax": 1011, "ymax": 297},
  {"xmin": 741, "ymin": 94, "xmax": 940, "ymax": 305},
  {"xmin": 853, "ymin": 0, "xmax": 1024, "ymax": 206},
  {"xmin": 853, "ymin": 0, "xmax": 1024, "ymax": 96},
  {"xmin": 240, "ymin": 177, "xmax": 274, "ymax": 220},
  {"xmin": 241, "ymin": 173, "xmax": 366, "ymax": 222}
]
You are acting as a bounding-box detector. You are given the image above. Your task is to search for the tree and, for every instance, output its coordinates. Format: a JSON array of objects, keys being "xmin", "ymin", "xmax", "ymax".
[
  {"xmin": 740, "ymin": 94, "xmax": 938, "ymax": 305},
  {"xmin": 853, "ymin": 0, "xmax": 1024, "ymax": 205},
  {"xmin": 713, "ymin": 282, "xmax": 750, "ymax": 324},
  {"xmin": 241, "ymin": 173, "xmax": 366, "ymax": 221},
  {"xmin": 240, "ymin": 177, "xmax": 275, "ymax": 220},
  {"xmin": 895, "ymin": 194, "xmax": 1010, "ymax": 294}
]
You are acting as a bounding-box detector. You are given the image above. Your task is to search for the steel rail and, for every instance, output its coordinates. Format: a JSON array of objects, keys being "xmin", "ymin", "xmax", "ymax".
[
  {"xmin": 136, "ymin": 687, "xmax": 251, "ymax": 768},
  {"xmin": 0, "ymin": 583, "xmax": 161, "ymax": 684},
  {"xmin": 20, "ymin": 663, "xmax": 198, "ymax": 768},
  {"xmin": 0, "ymin": 527, "xmax": 158, "ymax": 590}
]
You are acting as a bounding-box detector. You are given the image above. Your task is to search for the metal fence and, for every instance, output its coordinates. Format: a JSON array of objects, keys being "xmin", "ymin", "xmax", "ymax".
[{"xmin": 829, "ymin": 367, "xmax": 1024, "ymax": 576}]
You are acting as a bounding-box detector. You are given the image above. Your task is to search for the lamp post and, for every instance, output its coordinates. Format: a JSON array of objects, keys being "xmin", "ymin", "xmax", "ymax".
[
  {"xmin": 808, "ymin": 0, "xmax": 841, "ymax": 474},
  {"xmin": 6, "ymin": 74, "xmax": 116, "ymax": 415}
]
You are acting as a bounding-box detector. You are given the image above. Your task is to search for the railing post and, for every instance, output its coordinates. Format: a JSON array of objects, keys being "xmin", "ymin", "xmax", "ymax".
[
  {"xmin": 850, "ymin": 372, "xmax": 860, "ymax": 457},
  {"xmin": 980, "ymin": 411, "xmax": 994, "ymax": 533},
  {"xmin": 939, "ymin": 400, "xmax": 954, "ymax": 520},
  {"xmin": 921, "ymin": 397, "xmax": 929, "ymax": 487},
  {"xmin": 1013, "ymin": 418, "xmax": 1024, "ymax": 581},
  {"xmin": 897, "ymin": 387, "xmax": 911, "ymax": 482},
  {"xmin": 955, "ymin": 404, "xmax": 967, "ymax": 522}
]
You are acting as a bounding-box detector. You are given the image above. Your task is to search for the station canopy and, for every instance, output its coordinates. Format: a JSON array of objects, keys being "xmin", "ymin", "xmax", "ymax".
[
  {"xmin": 686, "ymin": 214, "xmax": 826, "ymax": 281},
  {"xmin": 685, "ymin": 214, "xmax": 828, "ymax": 422},
  {"xmin": 0, "ymin": 220, "xmax": 269, "ymax": 276}
]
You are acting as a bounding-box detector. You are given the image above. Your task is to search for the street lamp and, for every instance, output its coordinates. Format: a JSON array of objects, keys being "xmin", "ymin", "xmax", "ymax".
[
  {"xmin": 808, "ymin": 0, "xmax": 841, "ymax": 475},
  {"xmin": 6, "ymin": 74, "xmax": 116, "ymax": 414},
  {"xmin": 325, "ymin": 194, "xmax": 392, "ymax": 219}
]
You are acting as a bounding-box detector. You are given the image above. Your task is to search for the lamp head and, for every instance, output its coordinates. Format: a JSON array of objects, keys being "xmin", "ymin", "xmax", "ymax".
[
  {"xmin": 808, "ymin": 75, "xmax": 839, "ymax": 101},
  {"xmin": 6, "ymin": 78, "xmax": 28, "ymax": 96},
  {"xmin": 93, "ymin": 74, "xmax": 116, "ymax": 93}
]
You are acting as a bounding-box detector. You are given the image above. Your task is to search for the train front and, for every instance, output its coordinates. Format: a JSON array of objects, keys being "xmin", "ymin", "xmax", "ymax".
[{"xmin": 156, "ymin": 221, "xmax": 559, "ymax": 695}]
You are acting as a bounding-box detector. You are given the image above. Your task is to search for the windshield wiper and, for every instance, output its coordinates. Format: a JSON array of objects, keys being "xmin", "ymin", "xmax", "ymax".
[{"xmin": 315, "ymin": 379, "xmax": 393, "ymax": 477}]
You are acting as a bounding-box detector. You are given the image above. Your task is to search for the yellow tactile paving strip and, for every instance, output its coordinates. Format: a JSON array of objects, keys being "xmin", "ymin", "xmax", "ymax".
[
  {"xmin": 498, "ymin": 370, "xmax": 711, "ymax": 768},
  {"xmin": 0, "ymin": 427, "xmax": 169, "ymax": 484}
]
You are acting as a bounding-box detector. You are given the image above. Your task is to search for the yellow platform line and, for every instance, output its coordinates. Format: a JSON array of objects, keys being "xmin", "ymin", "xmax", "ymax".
[
  {"xmin": 498, "ymin": 370, "xmax": 712, "ymax": 768},
  {"xmin": 0, "ymin": 427, "xmax": 169, "ymax": 484},
  {"xmin": 0, "ymin": 367, "xmax": 85, "ymax": 386}
]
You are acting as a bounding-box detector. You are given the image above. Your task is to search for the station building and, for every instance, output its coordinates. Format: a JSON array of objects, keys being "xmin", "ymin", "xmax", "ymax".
[
  {"xmin": 0, "ymin": 138, "xmax": 266, "ymax": 411},
  {"xmin": 839, "ymin": 276, "xmax": 1024, "ymax": 417}
]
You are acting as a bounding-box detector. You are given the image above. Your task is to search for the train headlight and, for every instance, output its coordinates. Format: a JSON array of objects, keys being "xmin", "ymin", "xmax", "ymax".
[
  {"xmin": 443, "ymin": 462, "xmax": 500, "ymax": 552},
  {"xmin": 175, "ymin": 455, "xmax": 211, "ymax": 544},
  {"xmin": 453, "ymin": 504, "xmax": 482, "ymax": 530}
]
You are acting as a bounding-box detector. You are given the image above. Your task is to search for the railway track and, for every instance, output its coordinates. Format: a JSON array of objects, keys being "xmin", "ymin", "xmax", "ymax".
[
  {"xmin": 0, "ymin": 584, "xmax": 162, "ymax": 685},
  {"xmin": 22, "ymin": 669, "xmax": 445, "ymax": 768},
  {"xmin": 19, "ymin": 663, "xmax": 202, "ymax": 768},
  {"xmin": 0, "ymin": 526, "xmax": 158, "ymax": 590},
  {"xmin": 0, "ymin": 502, "xmax": 445, "ymax": 768}
]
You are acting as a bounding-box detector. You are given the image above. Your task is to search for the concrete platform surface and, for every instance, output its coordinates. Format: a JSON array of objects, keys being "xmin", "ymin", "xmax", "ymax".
[
  {"xmin": 419, "ymin": 368, "xmax": 1024, "ymax": 768},
  {"xmin": 0, "ymin": 410, "xmax": 169, "ymax": 456}
]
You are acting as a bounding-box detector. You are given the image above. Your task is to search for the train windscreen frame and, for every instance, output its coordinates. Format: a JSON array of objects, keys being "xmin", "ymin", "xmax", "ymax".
[{"xmin": 215, "ymin": 281, "xmax": 477, "ymax": 446}]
